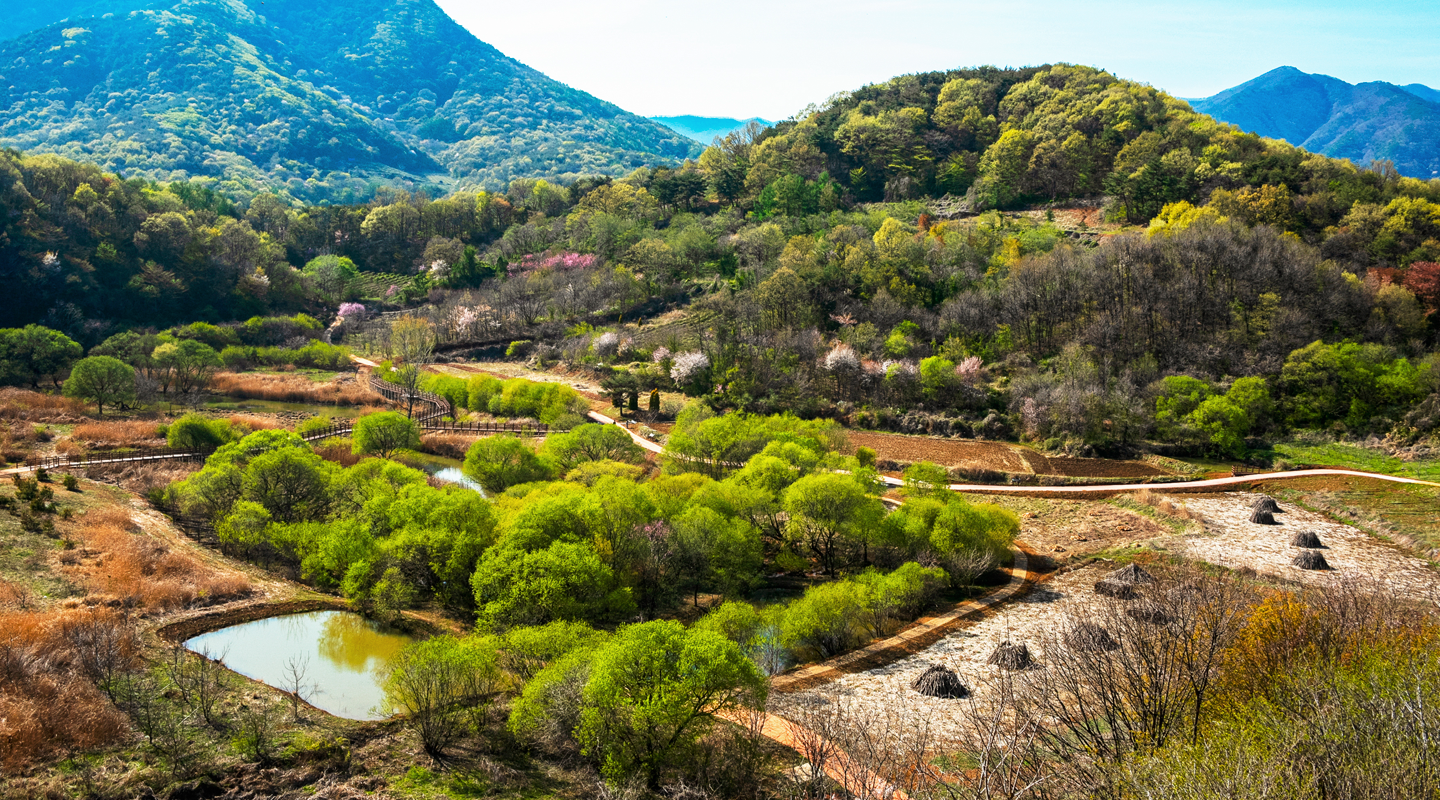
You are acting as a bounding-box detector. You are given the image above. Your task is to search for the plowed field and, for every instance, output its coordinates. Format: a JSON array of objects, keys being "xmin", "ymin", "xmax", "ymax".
[{"xmin": 845, "ymin": 431, "xmax": 1170, "ymax": 478}]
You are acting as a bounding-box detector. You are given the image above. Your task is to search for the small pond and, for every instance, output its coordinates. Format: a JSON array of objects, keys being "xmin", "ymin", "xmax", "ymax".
[
  {"xmin": 203, "ymin": 397, "xmax": 369, "ymax": 418},
  {"xmin": 399, "ymin": 452, "xmax": 488, "ymax": 497},
  {"xmin": 184, "ymin": 610, "xmax": 414, "ymax": 721},
  {"xmin": 431, "ymin": 466, "xmax": 488, "ymax": 495}
]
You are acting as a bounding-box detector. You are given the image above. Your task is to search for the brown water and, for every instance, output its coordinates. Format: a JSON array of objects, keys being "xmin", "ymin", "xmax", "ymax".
[{"xmin": 184, "ymin": 610, "xmax": 413, "ymax": 720}]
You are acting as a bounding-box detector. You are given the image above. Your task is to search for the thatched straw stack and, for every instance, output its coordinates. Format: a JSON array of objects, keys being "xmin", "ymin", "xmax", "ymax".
[
  {"xmin": 1291, "ymin": 530, "xmax": 1325, "ymax": 549},
  {"xmin": 1095, "ymin": 562, "xmax": 1155, "ymax": 598},
  {"xmin": 911, "ymin": 664, "xmax": 969, "ymax": 699},
  {"xmin": 1125, "ymin": 603, "xmax": 1171, "ymax": 625},
  {"xmin": 986, "ymin": 641, "xmax": 1034, "ymax": 671},
  {"xmin": 1064, "ymin": 622, "xmax": 1119, "ymax": 652},
  {"xmin": 1250, "ymin": 508, "xmax": 1278, "ymax": 525},
  {"xmin": 1253, "ymin": 496, "xmax": 1283, "ymax": 514},
  {"xmin": 1293, "ymin": 550, "xmax": 1331, "ymax": 570}
]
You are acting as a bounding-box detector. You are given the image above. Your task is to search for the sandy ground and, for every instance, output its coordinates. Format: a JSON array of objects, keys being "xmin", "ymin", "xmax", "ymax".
[
  {"xmin": 800, "ymin": 565, "xmax": 1110, "ymax": 748},
  {"xmin": 1179, "ymin": 493, "xmax": 1440, "ymax": 595}
]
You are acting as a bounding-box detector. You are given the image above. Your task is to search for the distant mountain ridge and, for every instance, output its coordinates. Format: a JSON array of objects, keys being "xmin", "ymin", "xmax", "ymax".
[
  {"xmin": 1191, "ymin": 67, "xmax": 1440, "ymax": 178},
  {"xmin": 650, "ymin": 115, "xmax": 773, "ymax": 144},
  {"xmin": 0, "ymin": 0, "xmax": 700, "ymax": 202}
]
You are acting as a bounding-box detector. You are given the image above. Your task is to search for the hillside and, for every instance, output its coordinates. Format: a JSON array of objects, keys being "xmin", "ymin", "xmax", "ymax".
[
  {"xmin": 0, "ymin": 0, "xmax": 700, "ymax": 202},
  {"xmin": 1191, "ymin": 66, "xmax": 1440, "ymax": 178},
  {"xmin": 651, "ymin": 115, "xmax": 773, "ymax": 144}
]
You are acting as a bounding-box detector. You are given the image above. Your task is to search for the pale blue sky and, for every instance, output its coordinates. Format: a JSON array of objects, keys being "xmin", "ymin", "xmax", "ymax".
[{"xmin": 434, "ymin": 0, "xmax": 1440, "ymax": 121}]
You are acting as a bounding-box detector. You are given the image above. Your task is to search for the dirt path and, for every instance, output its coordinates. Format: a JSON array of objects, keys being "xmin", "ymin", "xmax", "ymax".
[
  {"xmin": 720, "ymin": 709, "xmax": 910, "ymax": 800},
  {"xmin": 939, "ymin": 468, "xmax": 1440, "ymax": 497}
]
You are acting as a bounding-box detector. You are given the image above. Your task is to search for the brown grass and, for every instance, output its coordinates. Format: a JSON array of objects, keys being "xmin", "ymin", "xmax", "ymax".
[
  {"xmin": 1130, "ymin": 488, "xmax": 1204, "ymax": 521},
  {"xmin": 421, "ymin": 432, "xmax": 479, "ymax": 460},
  {"xmin": 0, "ymin": 580, "xmax": 37, "ymax": 611},
  {"xmin": 0, "ymin": 388, "xmax": 87, "ymax": 422},
  {"xmin": 71, "ymin": 420, "xmax": 164, "ymax": 448},
  {"xmin": 313, "ymin": 442, "xmax": 363, "ymax": 467},
  {"xmin": 0, "ymin": 608, "xmax": 134, "ymax": 773},
  {"xmin": 227, "ymin": 413, "xmax": 280, "ymax": 432},
  {"xmin": 82, "ymin": 461, "xmax": 199, "ymax": 496},
  {"xmin": 64, "ymin": 507, "xmax": 252, "ymax": 613},
  {"xmin": 211, "ymin": 371, "xmax": 380, "ymax": 406}
]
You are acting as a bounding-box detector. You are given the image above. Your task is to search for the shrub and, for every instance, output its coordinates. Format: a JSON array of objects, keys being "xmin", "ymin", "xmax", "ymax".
[
  {"xmin": 351, "ymin": 412, "xmax": 421, "ymax": 459},
  {"xmin": 779, "ymin": 580, "xmax": 873, "ymax": 658},
  {"xmin": 166, "ymin": 414, "xmax": 241, "ymax": 450},
  {"xmin": 500, "ymin": 620, "xmax": 609, "ymax": 681}
]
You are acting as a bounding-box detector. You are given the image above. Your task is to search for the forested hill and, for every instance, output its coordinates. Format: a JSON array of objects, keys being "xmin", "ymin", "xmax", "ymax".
[
  {"xmin": 710, "ymin": 63, "xmax": 1440, "ymax": 226},
  {"xmin": 1191, "ymin": 67, "xmax": 1440, "ymax": 179},
  {"xmin": 0, "ymin": 0, "xmax": 700, "ymax": 203}
]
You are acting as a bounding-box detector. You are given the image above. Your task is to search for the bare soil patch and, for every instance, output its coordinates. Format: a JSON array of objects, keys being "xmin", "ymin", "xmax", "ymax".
[
  {"xmin": 966, "ymin": 495, "xmax": 1183, "ymax": 561},
  {"xmin": 846, "ymin": 431, "xmax": 1032, "ymax": 473},
  {"xmin": 844, "ymin": 430, "xmax": 1170, "ymax": 479}
]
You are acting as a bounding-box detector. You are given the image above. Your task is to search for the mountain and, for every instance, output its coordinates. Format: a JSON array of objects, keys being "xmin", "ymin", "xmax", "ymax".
[
  {"xmin": 0, "ymin": 0, "xmax": 700, "ymax": 202},
  {"xmin": 1401, "ymin": 83, "xmax": 1440, "ymax": 105},
  {"xmin": 650, "ymin": 115, "xmax": 773, "ymax": 144},
  {"xmin": 1190, "ymin": 66, "xmax": 1440, "ymax": 178}
]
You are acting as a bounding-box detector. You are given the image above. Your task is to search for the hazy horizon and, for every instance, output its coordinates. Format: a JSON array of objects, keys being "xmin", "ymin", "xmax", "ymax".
[{"xmin": 434, "ymin": 0, "xmax": 1440, "ymax": 121}]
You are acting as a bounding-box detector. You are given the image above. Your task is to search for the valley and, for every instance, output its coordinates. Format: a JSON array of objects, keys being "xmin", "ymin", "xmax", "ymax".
[{"xmin": 0, "ymin": 5, "xmax": 1438, "ymax": 795}]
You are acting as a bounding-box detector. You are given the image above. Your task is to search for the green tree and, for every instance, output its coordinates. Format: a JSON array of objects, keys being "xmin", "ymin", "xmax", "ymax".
[
  {"xmin": 152, "ymin": 339, "xmax": 222, "ymax": 394},
  {"xmin": 0, "ymin": 325, "xmax": 82, "ymax": 388},
  {"xmin": 62, "ymin": 356, "xmax": 136, "ymax": 416},
  {"xmin": 463, "ymin": 435, "xmax": 556, "ymax": 492},
  {"xmin": 541, "ymin": 423, "xmax": 644, "ymax": 470},
  {"xmin": 974, "ymin": 129, "xmax": 1034, "ymax": 209},
  {"xmin": 902, "ymin": 461, "xmax": 952, "ymax": 499},
  {"xmin": 783, "ymin": 473, "xmax": 885, "ymax": 575},
  {"xmin": 471, "ymin": 541, "xmax": 635, "ymax": 627},
  {"xmin": 577, "ymin": 620, "xmax": 767, "ymax": 789},
  {"xmin": 241, "ymin": 448, "xmax": 334, "ymax": 523},
  {"xmin": 303, "ymin": 255, "xmax": 359, "ymax": 304},
  {"xmin": 1186, "ymin": 396, "xmax": 1250, "ymax": 458},
  {"xmin": 351, "ymin": 412, "xmax": 421, "ymax": 459},
  {"xmin": 384, "ymin": 634, "xmax": 501, "ymax": 757}
]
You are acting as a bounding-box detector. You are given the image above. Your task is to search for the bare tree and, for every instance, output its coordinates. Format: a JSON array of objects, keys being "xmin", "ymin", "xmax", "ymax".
[
  {"xmin": 59, "ymin": 610, "xmax": 139, "ymax": 701},
  {"xmin": 164, "ymin": 643, "xmax": 231, "ymax": 727},
  {"xmin": 281, "ymin": 654, "xmax": 319, "ymax": 721},
  {"xmin": 387, "ymin": 315, "xmax": 437, "ymax": 418},
  {"xmin": 1013, "ymin": 566, "xmax": 1252, "ymax": 793}
]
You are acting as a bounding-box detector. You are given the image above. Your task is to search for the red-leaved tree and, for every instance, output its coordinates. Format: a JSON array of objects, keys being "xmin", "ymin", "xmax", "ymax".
[{"xmin": 1404, "ymin": 262, "xmax": 1440, "ymax": 312}]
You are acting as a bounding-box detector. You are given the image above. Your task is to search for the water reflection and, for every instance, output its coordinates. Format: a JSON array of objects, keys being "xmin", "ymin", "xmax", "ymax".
[
  {"xmin": 430, "ymin": 466, "xmax": 487, "ymax": 496},
  {"xmin": 184, "ymin": 610, "xmax": 413, "ymax": 720}
]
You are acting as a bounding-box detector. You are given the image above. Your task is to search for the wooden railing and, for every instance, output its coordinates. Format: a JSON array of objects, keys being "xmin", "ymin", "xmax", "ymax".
[
  {"xmin": 420, "ymin": 419, "xmax": 550, "ymax": 436},
  {"xmin": 25, "ymin": 375, "xmax": 545, "ymax": 472},
  {"xmin": 39, "ymin": 446, "xmax": 215, "ymax": 470},
  {"xmin": 366, "ymin": 376, "xmax": 453, "ymax": 421}
]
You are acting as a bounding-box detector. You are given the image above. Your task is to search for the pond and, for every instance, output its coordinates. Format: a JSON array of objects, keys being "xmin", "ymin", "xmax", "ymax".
[
  {"xmin": 398, "ymin": 452, "xmax": 489, "ymax": 497},
  {"xmin": 431, "ymin": 466, "xmax": 487, "ymax": 495},
  {"xmin": 183, "ymin": 610, "xmax": 414, "ymax": 721},
  {"xmin": 203, "ymin": 397, "xmax": 369, "ymax": 418}
]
